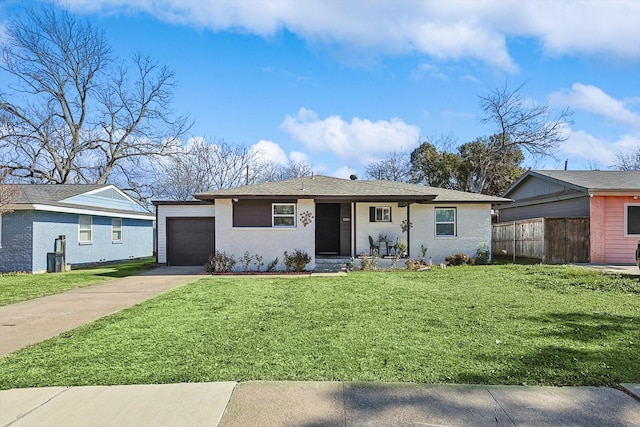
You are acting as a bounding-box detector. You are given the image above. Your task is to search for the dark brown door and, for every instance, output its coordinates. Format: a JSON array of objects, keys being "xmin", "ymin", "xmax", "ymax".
[
  {"xmin": 167, "ymin": 217, "xmax": 215, "ymax": 266},
  {"xmin": 315, "ymin": 204, "xmax": 340, "ymax": 255}
]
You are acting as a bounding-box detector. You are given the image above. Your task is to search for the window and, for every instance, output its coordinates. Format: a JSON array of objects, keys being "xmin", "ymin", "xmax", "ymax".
[
  {"xmin": 626, "ymin": 204, "xmax": 640, "ymax": 236},
  {"xmin": 435, "ymin": 208, "xmax": 456, "ymax": 236},
  {"xmin": 112, "ymin": 218, "xmax": 123, "ymax": 242},
  {"xmin": 369, "ymin": 206, "xmax": 391, "ymax": 222},
  {"xmin": 79, "ymin": 215, "xmax": 92, "ymax": 243},
  {"xmin": 273, "ymin": 203, "xmax": 296, "ymax": 227},
  {"xmin": 0, "ymin": 213, "xmax": 2, "ymax": 248}
]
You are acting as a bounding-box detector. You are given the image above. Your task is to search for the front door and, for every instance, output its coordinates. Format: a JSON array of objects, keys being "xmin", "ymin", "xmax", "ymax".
[{"xmin": 315, "ymin": 203, "xmax": 341, "ymax": 255}]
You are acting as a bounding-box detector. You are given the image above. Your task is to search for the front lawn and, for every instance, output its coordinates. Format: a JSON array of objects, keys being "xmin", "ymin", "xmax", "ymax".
[
  {"xmin": 0, "ymin": 258, "xmax": 156, "ymax": 306},
  {"xmin": 0, "ymin": 265, "xmax": 638, "ymax": 388}
]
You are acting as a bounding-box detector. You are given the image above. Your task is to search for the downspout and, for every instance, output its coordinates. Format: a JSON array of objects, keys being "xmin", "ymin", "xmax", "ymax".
[
  {"xmin": 154, "ymin": 205, "xmax": 159, "ymax": 264},
  {"xmin": 352, "ymin": 202, "xmax": 357, "ymax": 256},
  {"xmin": 407, "ymin": 203, "xmax": 411, "ymax": 257}
]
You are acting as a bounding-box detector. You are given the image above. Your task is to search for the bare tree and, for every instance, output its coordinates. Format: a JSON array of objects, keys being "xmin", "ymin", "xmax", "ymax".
[
  {"xmin": 365, "ymin": 151, "xmax": 412, "ymax": 182},
  {"xmin": 258, "ymin": 160, "xmax": 314, "ymax": 182},
  {"xmin": 479, "ymin": 83, "xmax": 573, "ymax": 158},
  {"xmin": 613, "ymin": 148, "xmax": 640, "ymax": 171},
  {"xmin": 0, "ymin": 3, "xmax": 189, "ymax": 196},
  {"xmin": 153, "ymin": 139, "xmax": 267, "ymax": 200}
]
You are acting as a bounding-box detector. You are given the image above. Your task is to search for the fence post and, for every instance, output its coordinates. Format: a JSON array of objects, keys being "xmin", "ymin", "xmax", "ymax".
[{"xmin": 513, "ymin": 221, "xmax": 516, "ymax": 262}]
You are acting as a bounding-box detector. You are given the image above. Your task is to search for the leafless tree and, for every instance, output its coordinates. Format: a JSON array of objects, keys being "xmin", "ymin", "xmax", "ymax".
[
  {"xmin": 0, "ymin": 3, "xmax": 190, "ymax": 196},
  {"xmin": 613, "ymin": 148, "xmax": 640, "ymax": 171},
  {"xmin": 365, "ymin": 151, "xmax": 412, "ymax": 182},
  {"xmin": 479, "ymin": 83, "xmax": 573, "ymax": 158},
  {"xmin": 258, "ymin": 160, "xmax": 314, "ymax": 182},
  {"xmin": 153, "ymin": 139, "xmax": 267, "ymax": 200}
]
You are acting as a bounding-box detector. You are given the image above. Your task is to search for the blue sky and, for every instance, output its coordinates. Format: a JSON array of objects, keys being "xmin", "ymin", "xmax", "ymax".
[{"xmin": 2, "ymin": 0, "xmax": 639, "ymax": 179}]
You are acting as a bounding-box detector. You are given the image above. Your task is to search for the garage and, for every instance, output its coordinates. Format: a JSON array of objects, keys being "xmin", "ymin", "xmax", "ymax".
[{"xmin": 166, "ymin": 217, "xmax": 215, "ymax": 266}]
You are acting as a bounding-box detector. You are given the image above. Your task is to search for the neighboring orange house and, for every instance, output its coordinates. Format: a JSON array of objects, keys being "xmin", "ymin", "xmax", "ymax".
[{"xmin": 499, "ymin": 170, "xmax": 640, "ymax": 264}]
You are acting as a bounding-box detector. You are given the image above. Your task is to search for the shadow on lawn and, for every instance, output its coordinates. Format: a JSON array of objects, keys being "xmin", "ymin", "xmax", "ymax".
[
  {"xmin": 94, "ymin": 260, "xmax": 157, "ymax": 278},
  {"xmin": 455, "ymin": 312, "xmax": 640, "ymax": 386}
]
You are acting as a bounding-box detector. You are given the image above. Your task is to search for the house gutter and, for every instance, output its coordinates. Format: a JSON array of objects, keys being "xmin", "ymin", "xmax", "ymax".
[
  {"xmin": 8, "ymin": 204, "xmax": 155, "ymax": 220},
  {"xmin": 407, "ymin": 203, "xmax": 411, "ymax": 256}
]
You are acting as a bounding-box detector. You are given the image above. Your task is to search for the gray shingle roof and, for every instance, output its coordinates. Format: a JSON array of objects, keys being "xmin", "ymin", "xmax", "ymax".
[
  {"xmin": 4, "ymin": 184, "xmax": 152, "ymax": 217},
  {"xmin": 10, "ymin": 184, "xmax": 107, "ymax": 204},
  {"xmin": 525, "ymin": 170, "xmax": 640, "ymax": 191},
  {"xmin": 195, "ymin": 175, "xmax": 510, "ymax": 203}
]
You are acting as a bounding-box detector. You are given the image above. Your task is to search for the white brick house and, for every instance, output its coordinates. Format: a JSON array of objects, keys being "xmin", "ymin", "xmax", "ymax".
[{"xmin": 154, "ymin": 176, "xmax": 509, "ymax": 269}]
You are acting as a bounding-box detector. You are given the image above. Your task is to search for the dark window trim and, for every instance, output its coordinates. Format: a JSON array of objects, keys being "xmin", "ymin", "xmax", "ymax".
[
  {"xmin": 626, "ymin": 204, "xmax": 640, "ymax": 236},
  {"xmin": 369, "ymin": 206, "xmax": 392, "ymax": 222}
]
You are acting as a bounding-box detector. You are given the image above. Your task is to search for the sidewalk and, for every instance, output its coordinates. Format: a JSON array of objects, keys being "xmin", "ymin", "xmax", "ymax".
[
  {"xmin": 0, "ymin": 265, "xmax": 204, "ymax": 356},
  {"xmin": 575, "ymin": 263, "xmax": 640, "ymax": 276},
  {"xmin": 1, "ymin": 381, "xmax": 639, "ymax": 426}
]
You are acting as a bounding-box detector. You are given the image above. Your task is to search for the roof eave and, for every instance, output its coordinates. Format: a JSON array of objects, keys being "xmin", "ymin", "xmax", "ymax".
[
  {"xmin": 588, "ymin": 189, "xmax": 640, "ymax": 196},
  {"xmin": 195, "ymin": 194, "xmax": 437, "ymax": 203},
  {"xmin": 152, "ymin": 200, "xmax": 215, "ymax": 206}
]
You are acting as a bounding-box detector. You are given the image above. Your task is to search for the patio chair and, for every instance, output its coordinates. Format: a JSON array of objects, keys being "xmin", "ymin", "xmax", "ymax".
[
  {"xmin": 368, "ymin": 235, "xmax": 380, "ymax": 256},
  {"xmin": 388, "ymin": 237, "xmax": 398, "ymax": 256}
]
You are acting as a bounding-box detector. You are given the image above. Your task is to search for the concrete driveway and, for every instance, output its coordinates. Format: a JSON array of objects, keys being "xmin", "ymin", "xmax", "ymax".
[{"xmin": 0, "ymin": 265, "xmax": 204, "ymax": 357}]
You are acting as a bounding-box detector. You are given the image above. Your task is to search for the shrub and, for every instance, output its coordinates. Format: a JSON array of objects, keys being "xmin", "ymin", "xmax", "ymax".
[
  {"xmin": 475, "ymin": 242, "xmax": 491, "ymax": 265},
  {"xmin": 254, "ymin": 254, "xmax": 264, "ymax": 272},
  {"xmin": 418, "ymin": 245, "xmax": 428, "ymax": 262},
  {"xmin": 283, "ymin": 249, "xmax": 311, "ymax": 272},
  {"xmin": 359, "ymin": 252, "xmax": 378, "ymax": 271},
  {"xmin": 240, "ymin": 251, "xmax": 253, "ymax": 272},
  {"xmin": 404, "ymin": 258, "xmax": 431, "ymax": 271},
  {"xmin": 206, "ymin": 251, "xmax": 236, "ymax": 273},
  {"xmin": 395, "ymin": 239, "xmax": 408, "ymax": 258},
  {"xmin": 266, "ymin": 257, "xmax": 279, "ymax": 272},
  {"xmin": 445, "ymin": 253, "xmax": 471, "ymax": 266},
  {"xmin": 404, "ymin": 258, "xmax": 419, "ymax": 270}
]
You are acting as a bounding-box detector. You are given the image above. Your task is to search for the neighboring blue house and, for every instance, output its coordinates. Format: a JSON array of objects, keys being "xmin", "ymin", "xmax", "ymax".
[{"xmin": 0, "ymin": 184, "xmax": 154, "ymax": 273}]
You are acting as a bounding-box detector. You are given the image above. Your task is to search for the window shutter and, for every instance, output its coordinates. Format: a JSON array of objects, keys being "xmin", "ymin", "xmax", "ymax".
[
  {"xmin": 369, "ymin": 207, "xmax": 375, "ymax": 222},
  {"xmin": 389, "ymin": 208, "xmax": 392, "ymax": 222}
]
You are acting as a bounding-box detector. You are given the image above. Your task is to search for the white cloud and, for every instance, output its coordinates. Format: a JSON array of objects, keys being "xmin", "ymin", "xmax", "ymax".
[
  {"xmin": 251, "ymin": 139, "xmax": 288, "ymax": 164},
  {"xmin": 558, "ymin": 128, "xmax": 640, "ymax": 167},
  {"xmin": 63, "ymin": 0, "xmax": 640, "ymax": 71},
  {"xmin": 518, "ymin": 1, "xmax": 640, "ymax": 60},
  {"xmin": 280, "ymin": 107, "xmax": 420, "ymax": 165},
  {"xmin": 289, "ymin": 151, "xmax": 308, "ymax": 163},
  {"xmin": 411, "ymin": 62, "xmax": 447, "ymax": 80},
  {"xmin": 550, "ymin": 83, "xmax": 640, "ymax": 128}
]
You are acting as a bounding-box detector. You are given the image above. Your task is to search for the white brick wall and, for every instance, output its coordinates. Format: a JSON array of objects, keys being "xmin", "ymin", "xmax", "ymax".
[
  {"xmin": 409, "ymin": 203, "xmax": 492, "ymax": 263},
  {"xmin": 355, "ymin": 203, "xmax": 408, "ymax": 256},
  {"xmin": 156, "ymin": 204, "xmax": 216, "ymax": 263},
  {"xmin": 215, "ymin": 198, "xmax": 316, "ymax": 270}
]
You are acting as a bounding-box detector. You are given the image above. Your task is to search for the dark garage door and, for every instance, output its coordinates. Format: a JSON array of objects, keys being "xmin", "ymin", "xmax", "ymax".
[{"xmin": 167, "ymin": 217, "xmax": 215, "ymax": 266}]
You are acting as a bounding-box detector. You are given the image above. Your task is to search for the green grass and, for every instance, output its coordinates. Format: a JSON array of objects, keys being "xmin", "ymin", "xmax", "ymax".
[
  {"xmin": 0, "ymin": 258, "xmax": 156, "ymax": 306},
  {"xmin": 0, "ymin": 264, "xmax": 638, "ymax": 389}
]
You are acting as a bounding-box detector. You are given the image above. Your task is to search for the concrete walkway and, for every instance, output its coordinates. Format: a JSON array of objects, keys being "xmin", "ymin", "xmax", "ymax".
[
  {"xmin": 1, "ymin": 381, "xmax": 639, "ymax": 427},
  {"xmin": 575, "ymin": 263, "xmax": 640, "ymax": 276},
  {"xmin": 0, "ymin": 266, "xmax": 204, "ymax": 356}
]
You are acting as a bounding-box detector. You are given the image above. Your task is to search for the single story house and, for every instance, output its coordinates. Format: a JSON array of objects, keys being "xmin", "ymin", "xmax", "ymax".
[
  {"xmin": 498, "ymin": 170, "xmax": 640, "ymax": 264},
  {"xmin": 154, "ymin": 175, "xmax": 509, "ymax": 269},
  {"xmin": 0, "ymin": 184, "xmax": 155, "ymax": 273}
]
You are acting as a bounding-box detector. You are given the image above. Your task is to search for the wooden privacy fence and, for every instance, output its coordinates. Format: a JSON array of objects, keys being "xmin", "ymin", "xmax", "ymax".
[{"xmin": 492, "ymin": 217, "xmax": 590, "ymax": 264}]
